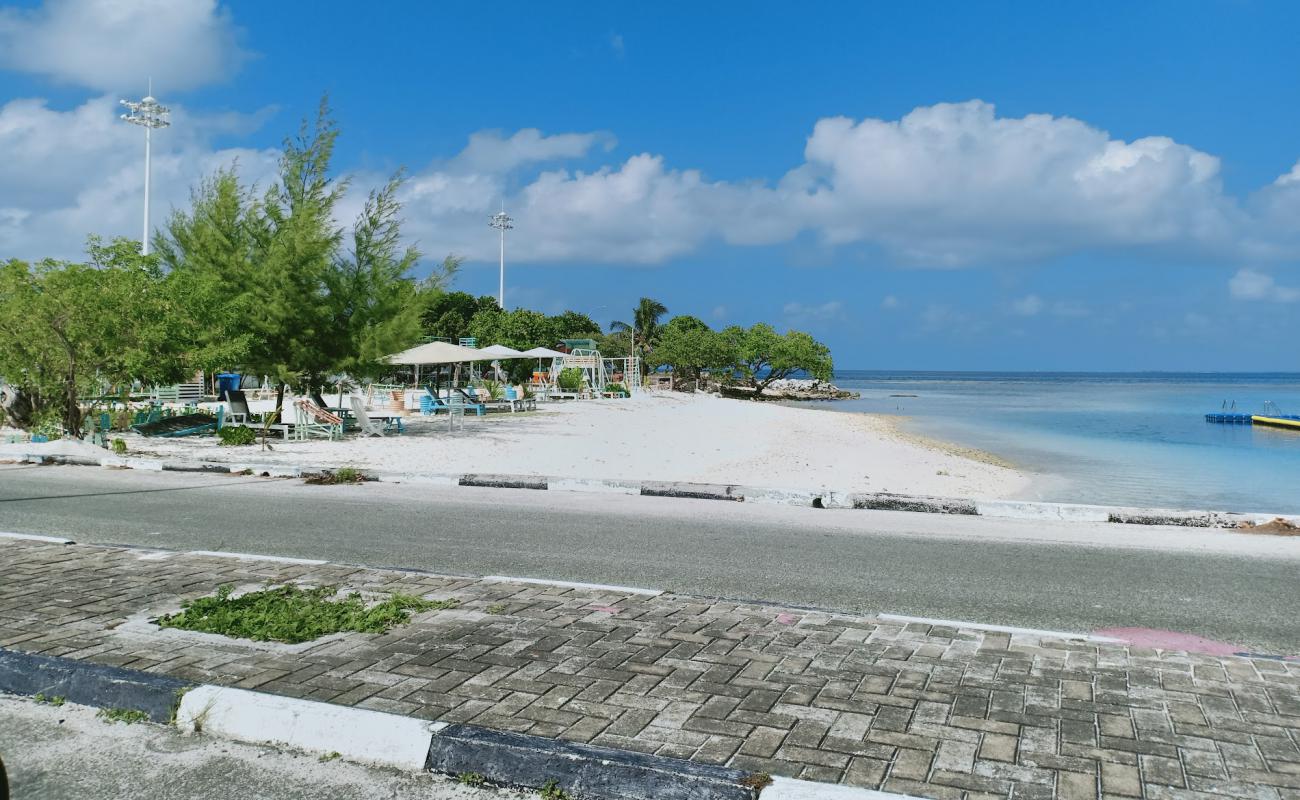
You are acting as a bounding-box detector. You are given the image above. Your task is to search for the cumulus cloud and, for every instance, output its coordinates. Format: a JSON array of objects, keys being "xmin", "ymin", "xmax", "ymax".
[
  {"xmin": 0, "ymin": 95, "xmax": 276, "ymax": 260},
  {"xmin": 783, "ymin": 300, "xmax": 844, "ymax": 322},
  {"xmin": 1012, "ymin": 295, "xmax": 1044, "ymax": 316},
  {"xmin": 1228, "ymin": 269, "xmax": 1300, "ymax": 302},
  {"xmin": 0, "ymin": 0, "xmax": 248, "ymax": 91}
]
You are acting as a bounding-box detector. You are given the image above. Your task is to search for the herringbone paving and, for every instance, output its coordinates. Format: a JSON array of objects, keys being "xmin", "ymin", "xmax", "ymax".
[{"xmin": 2, "ymin": 538, "xmax": 1298, "ymax": 799}]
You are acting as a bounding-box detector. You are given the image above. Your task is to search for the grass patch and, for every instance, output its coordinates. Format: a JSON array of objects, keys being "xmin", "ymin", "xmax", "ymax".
[
  {"xmin": 485, "ymin": 603, "xmax": 508, "ymax": 615},
  {"xmin": 157, "ymin": 584, "xmax": 458, "ymax": 644},
  {"xmin": 318, "ymin": 751, "xmax": 341, "ymax": 762},
  {"xmin": 218, "ymin": 425, "xmax": 257, "ymax": 446},
  {"xmin": 457, "ymin": 772, "xmax": 487, "ymax": 787},
  {"xmin": 539, "ymin": 780, "xmax": 573, "ymax": 800},
  {"xmin": 303, "ymin": 467, "xmax": 369, "ymax": 485},
  {"xmin": 33, "ymin": 693, "xmax": 65, "ymax": 706},
  {"xmin": 98, "ymin": 707, "xmax": 148, "ymax": 724}
]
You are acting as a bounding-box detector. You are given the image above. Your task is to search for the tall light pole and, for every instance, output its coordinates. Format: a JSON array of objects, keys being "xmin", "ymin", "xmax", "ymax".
[
  {"xmin": 120, "ymin": 83, "xmax": 170, "ymax": 255},
  {"xmin": 489, "ymin": 208, "xmax": 513, "ymax": 308}
]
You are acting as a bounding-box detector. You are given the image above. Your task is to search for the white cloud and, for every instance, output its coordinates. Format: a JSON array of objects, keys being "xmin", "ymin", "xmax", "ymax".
[
  {"xmin": 881, "ymin": 295, "xmax": 900, "ymax": 309},
  {"xmin": 1229, "ymin": 268, "xmax": 1300, "ymax": 302},
  {"xmin": 0, "ymin": 95, "xmax": 277, "ymax": 260},
  {"xmin": 0, "ymin": 0, "xmax": 249, "ymax": 91},
  {"xmin": 783, "ymin": 300, "xmax": 844, "ymax": 322},
  {"xmin": 1012, "ymin": 294, "xmax": 1044, "ymax": 316}
]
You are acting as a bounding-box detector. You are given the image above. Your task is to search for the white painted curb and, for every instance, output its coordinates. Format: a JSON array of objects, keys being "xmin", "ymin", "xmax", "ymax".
[
  {"xmin": 0, "ymin": 531, "xmax": 74, "ymax": 544},
  {"xmin": 175, "ymin": 685, "xmax": 442, "ymax": 770},
  {"xmin": 550, "ymin": 476, "xmax": 640, "ymax": 495},
  {"xmin": 189, "ymin": 550, "xmax": 328, "ymax": 566},
  {"xmin": 878, "ymin": 613, "xmax": 1126, "ymax": 644},
  {"xmin": 765, "ymin": 776, "xmax": 924, "ymax": 799},
  {"xmin": 975, "ymin": 499, "xmax": 1111, "ymax": 523}
]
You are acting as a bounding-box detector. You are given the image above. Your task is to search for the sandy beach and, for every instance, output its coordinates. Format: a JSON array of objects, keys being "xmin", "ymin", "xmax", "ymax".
[{"xmin": 2, "ymin": 392, "xmax": 1029, "ymax": 498}]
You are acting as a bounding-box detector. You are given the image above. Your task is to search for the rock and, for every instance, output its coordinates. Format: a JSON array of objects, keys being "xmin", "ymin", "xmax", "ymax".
[{"xmin": 718, "ymin": 379, "xmax": 860, "ymax": 402}]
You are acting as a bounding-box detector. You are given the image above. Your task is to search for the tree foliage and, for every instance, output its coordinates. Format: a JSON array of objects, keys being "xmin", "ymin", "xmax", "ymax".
[
  {"xmin": 0, "ymin": 238, "xmax": 194, "ymax": 433},
  {"xmin": 722, "ymin": 323, "xmax": 833, "ymax": 398},
  {"xmin": 648, "ymin": 316, "xmax": 734, "ymax": 387}
]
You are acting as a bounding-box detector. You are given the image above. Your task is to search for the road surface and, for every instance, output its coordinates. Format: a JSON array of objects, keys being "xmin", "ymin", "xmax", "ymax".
[{"xmin": 1, "ymin": 464, "xmax": 1297, "ymax": 652}]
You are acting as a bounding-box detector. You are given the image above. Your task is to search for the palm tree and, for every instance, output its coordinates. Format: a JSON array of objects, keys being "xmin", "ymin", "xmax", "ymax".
[{"xmin": 609, "ymin": 297, "xmax": 668, "ymax": 376}]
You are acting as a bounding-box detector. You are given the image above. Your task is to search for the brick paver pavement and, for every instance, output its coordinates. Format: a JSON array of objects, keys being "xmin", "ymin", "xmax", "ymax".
[{"xmin": 2, "ymin": 538, "xmax": 1299, "ymax": 799}]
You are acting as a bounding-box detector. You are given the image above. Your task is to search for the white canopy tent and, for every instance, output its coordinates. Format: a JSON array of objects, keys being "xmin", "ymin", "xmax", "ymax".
[
  {"xmin": 387, "ymin": 341, "xmax": 493, "ymax": 365},
  {"xmin": 519, "ymin": 347, "xmax": 567, "ymax": 358},
  {"xmin": 476, "ymin": 344, "xmax": 526, "ymax": 359}
]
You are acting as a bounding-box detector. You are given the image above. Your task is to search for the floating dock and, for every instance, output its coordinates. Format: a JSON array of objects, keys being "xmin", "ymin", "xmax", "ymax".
[{"xmin": 1204, "ymin": 412, "xmax": 1255, "ymax": 424}]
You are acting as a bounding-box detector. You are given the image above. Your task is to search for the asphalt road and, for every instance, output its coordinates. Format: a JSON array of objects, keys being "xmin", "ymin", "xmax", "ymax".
[
  {"xmin": 0, "ymin": 695, "xmax": 523, "ymax": 800},
  {"xmin": 2, "ymin": 464, "xmax": 1298, "ymax": 652}
]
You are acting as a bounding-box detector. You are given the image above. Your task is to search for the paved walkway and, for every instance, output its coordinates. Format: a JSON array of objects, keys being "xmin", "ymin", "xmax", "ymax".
[{"xmin": 2, "ymin": 538, "xmax": 1299, "ymax": 800}]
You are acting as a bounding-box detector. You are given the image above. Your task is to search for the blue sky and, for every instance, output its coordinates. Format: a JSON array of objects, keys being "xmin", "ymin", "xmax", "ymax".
[{"xmin": 2, "ymin": 1, "xmax": 1299, "ymax": 371}]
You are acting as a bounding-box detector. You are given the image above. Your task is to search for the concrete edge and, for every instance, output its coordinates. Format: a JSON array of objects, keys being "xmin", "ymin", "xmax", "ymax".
[
  {"xmin": 425, "ymin": 722, "xmax": 761, "ymax": 800},
  {"xmin": 0, "ymin": 531, "xmax": 75, "ymax": 544},
  {"xmin": 175, "ymin": 685, "xmax": 440, "ymax": 771},
  {"xmin": 0, "ymin": 647, "xmax": 191, "ymax": 723},
  {"xmin": 8, "ymin": 451, "xmax": 1299, "ymax": 529},
  {"xmin": 764, "ymin": 776, "xmax": 924, "ymax": 799}
]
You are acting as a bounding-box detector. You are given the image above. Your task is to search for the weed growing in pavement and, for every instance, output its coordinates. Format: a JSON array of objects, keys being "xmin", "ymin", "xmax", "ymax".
[
  {"xmin": 739, "ymin": 772, "xmax": 773, "ymax": 790},
  {"xmin": 539, "ymin": 780, "xmax": 573, "ymax": 800},
  {"xmin": 157, "ymin": 584, "xmax": 458, "ymax": 643},
  {"xmin": 303, "ymin": 467, "xmax": 369, "ymax": 485},
  {"xmin": 318, "ymin": 751, "xmax": 341, "ymax": 762},
  {"xmin": 485, "ymin": 603, "xmax": 508, "ymax": 615},
  {"xmin": 97, "ymin": 707, "xmax": 148, "ymax": 724},
  {"xmin": 457, "ymin": 773, "xmax": 487, "ymax": 787},
  {"xmin": 33, "ymin": 693, "xmax": 65, "ymax": 706}
]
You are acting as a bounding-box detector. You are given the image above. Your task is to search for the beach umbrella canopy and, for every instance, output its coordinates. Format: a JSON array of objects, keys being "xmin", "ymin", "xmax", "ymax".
[
  {"xmin": 477, "ymin": 344, "xmax": 527, "ymax": 358},
  {"xmin": 386, "ymin": 341, "xmax": 493, "ymax": 365},
  {"xmin": 519, "ymin": 346, "xmax": 568, "ymax": 358}
]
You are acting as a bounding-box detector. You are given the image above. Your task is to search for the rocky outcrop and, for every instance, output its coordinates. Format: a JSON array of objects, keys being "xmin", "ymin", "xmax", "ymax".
[{"xmin": 718, "ymin": 378, "xmax": 859, "ymax": 401}]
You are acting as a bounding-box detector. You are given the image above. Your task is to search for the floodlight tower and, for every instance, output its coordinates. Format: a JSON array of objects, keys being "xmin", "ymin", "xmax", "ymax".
[
  {"xmin": 489, "ymin": 207, "xmax": 513, "ymax": 308},
  {"xmin": 120, "ymin": 82, "xmax": 171, "ymax": 255}
]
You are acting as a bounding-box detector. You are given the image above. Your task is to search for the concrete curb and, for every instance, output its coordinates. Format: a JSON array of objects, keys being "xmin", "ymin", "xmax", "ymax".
[
  {"xmin": 0, "ymin": 648, "xmax": 190, "ymax": 723},
  {"xmin": 2, "ymin": 648, "xmax": 923, "ymax": 799},
  {"xmin": 8, "ymin": 451, "xmax": 1297, "ymax": 529},
  {"xmin": 427, "ymin": 723, "xmax": 759, "ymax": 800}
]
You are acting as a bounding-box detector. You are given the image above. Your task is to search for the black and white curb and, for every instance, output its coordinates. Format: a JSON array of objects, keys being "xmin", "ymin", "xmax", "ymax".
[
  {"xmin": 0, "ymin": 648, "xmax": 918, "ymax": 799},
  {"xmin": 7, "ymin": 451, "xmax": 1297, "ymax": 530}
]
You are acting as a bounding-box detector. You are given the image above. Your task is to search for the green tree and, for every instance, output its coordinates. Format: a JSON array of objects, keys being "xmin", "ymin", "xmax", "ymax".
[
  {"xmin": 0, "ymin": 238, "xmax": 193, "ymax": 434},
  {"xmin": 721, "ymin": 323, "xmax": 833, "ymax": 399},
  {"xmin": 648, "ymin": 317, "xmax": 735, "ymax": 388},
  {"xmin": 548, "ymin": 310, "xmax": 602, "ymax": 340},
  {"xmin": 419, "ymin": 289, "xmax": 497, "ymax": 341},
  {"xmin": 610, "ymin": 297, "xmax": 668, "ymax": 375}
]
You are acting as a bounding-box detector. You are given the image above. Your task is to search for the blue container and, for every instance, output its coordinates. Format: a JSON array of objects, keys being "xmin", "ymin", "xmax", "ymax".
[{"xmin": 216, "ymin": 373, "xmax": 241, "ymax": 397}]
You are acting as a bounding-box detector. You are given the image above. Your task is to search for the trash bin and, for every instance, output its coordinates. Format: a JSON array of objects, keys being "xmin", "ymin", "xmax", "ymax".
[{"xmin": 216, "ymin": 373, "xmax": 242, "ymax": 398}]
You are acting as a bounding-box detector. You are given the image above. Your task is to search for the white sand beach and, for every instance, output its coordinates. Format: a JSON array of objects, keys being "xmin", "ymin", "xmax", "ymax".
[{"xmin": 3, "ymin": 393, "xmax": 1028, "ymax": 497}]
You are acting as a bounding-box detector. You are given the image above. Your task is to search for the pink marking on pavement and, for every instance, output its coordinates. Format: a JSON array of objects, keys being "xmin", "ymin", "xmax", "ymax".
[
  {"xmin": 1095, "ymin": 627, "xmax": 1243, "ymax": 656},
  {"xmin": 588, "ymin": 605, "xmax": 622, "ymax": 614},
  {"xmin": 776, "ymin": 613, "xmax": 799, "ymax": 625}
]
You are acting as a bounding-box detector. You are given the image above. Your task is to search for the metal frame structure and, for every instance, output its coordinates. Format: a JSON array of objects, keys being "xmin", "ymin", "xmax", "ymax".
[{"xmin": 120, "ymin": 83, "xmax": 170, "ymax": 255}]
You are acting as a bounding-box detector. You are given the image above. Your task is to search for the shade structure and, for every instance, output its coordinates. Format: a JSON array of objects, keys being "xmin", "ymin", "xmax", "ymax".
[
  {"xmin": 519, "ymin": 346, "xmax": 568, "ymax": 358},
  {"xmin": 386, "ymin": 341, "xmax": 493, "ymax": 365},
  {"xmin": 477, "ymin": 344, "xmax": 526, "ymax": 359}
]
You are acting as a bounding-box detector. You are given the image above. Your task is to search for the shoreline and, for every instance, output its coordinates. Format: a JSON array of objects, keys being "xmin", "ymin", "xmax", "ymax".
[{"xmin": 0, "ymin": 393, "xmax": 1030, "ymax": 500}]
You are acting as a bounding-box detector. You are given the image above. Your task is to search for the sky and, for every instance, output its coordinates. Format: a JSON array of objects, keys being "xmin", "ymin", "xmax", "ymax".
[{"xmin": 1, "ymin": 1, "xmax": 1299, "ymax": 371}]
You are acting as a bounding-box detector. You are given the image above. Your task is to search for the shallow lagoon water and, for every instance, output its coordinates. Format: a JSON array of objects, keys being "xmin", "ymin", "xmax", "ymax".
[{"xmin": 829, "ymin": 371, "xmax": 1300, "ymax": 514}]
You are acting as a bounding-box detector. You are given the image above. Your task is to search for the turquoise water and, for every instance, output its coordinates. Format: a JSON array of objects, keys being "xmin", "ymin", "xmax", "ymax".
[{"xmin": 828, "ymin": 372, "xmax": 1300, "ymax": 514}]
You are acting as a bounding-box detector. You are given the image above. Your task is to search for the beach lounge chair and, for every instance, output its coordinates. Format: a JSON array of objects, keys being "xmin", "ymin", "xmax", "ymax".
[
  {"xmin": 293, "ymin": 399, "xmax": 343, "ymax": 441},
  {"xmin": 452, "ymin": 388, "xmax": 486, "ymax": 416},
  {"xmin": 348, "ymin": 396, "xmax": 404, "ymax": 437},
  {"xmin": 419, "ymin": 390, "xmax": 450, "ymax": 416},
  {"xmin": 220, "ymin": 389, "xmax": 253, "ymax": 424}
]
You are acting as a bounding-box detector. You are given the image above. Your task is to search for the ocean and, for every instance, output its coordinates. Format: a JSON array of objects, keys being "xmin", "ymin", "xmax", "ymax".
[{"xmin": 827, "ymin": 371, "xmax": 1300, "ymax": 514}]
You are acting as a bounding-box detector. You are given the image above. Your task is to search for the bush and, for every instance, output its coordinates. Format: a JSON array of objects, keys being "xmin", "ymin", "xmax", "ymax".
[
  {"xmin": 478, "ymin": 379, "xmax": 506, "ymax": 400},
  {"xmin": 217, "ymin": 425, "xmax": 257, "ymax": 446},
  {"xmin": 604, "ymin": 383, "xmax": 627, "ymax": 395},
  {"xmin": 557, "ymin": 367, "xmax": 584, "ymax": 391},
  {"xmin": 111, "ymin": 438, "xmax": 127, "ymax": 455}
]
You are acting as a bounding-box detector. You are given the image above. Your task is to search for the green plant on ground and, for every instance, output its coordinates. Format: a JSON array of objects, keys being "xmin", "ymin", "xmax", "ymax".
[
  {"xmin": 556, "ymin": 367, "xmax": 584, "ymax": 391},
  {"xmin": 539, "ymin": 779, "xmax": 573, "ymax": 800},
  {"xmin": 111, "ymin": 438, "xmax": 127, "ymax": 455},
  {"xmin": 157, "ymin": 583, "xmax": 458, "ymax": 644},
  {"xmin": 478, "ymin": 379, "xmax": 506, "ymax": 400},
  {"xmin": 603, "ymin": 383, "xmax": 626, "ymax": 395},
  {"xmin": 304, "ymin": 466, "xmax": 367, "ymax": 485},
  {"xmin": 318, "ymin": 751, "xmax": 341, "ymax": 762},
  {"xmin": 217, "ymin": 425, "xmax": 257, "ymax": 446},
  {"xmin": 485, "ymin": 603, "xmax": 508, "ymax": 615},
  {"xmin": 97, "ymin": 707, "xmax": 148, "ymax": 724},
  {"xmin": 739, "ymin": 772, "xmax": 773, "ymax": 790},
  {"xmin": 33, "ymin": 693, "xmax": 65, "ymax": 707},
  {"xmin": 457, "ymin": 772, "xmax": 487, "ymax": 787}
]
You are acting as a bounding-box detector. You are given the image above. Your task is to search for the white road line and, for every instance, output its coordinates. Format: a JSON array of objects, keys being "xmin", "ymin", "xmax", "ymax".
[
  {"xmin": 189, "ymin": 550, "xmax": 328, "ymax": 566},
  {"xmin": 483, "ymin": 575, "xmax": 664, "ymax": 597},
  {"xmin": 764, "ymin": 776, "xmax": 925, "ymax": 799},
  {"xmin": 878, "ymin": 613, "xmax": 1126, "ymax": 643},
  {"xmin": 0, "ymin": 531, "xmax": 74, "ymax": 544}
]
